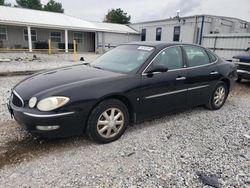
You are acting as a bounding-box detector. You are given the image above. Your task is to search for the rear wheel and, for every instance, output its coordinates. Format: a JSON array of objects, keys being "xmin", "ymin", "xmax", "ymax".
[
  {"xmin": 207, "ymin": 82, "xmax": 228, "ymax": 110},
  {"xmin": 86, "ymin": 99, "xmax": 129, "ymax": 143}
]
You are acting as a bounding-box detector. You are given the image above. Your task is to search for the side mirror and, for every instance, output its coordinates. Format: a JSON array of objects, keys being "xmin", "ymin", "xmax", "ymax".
[{"xmin": 145, "ymin": 64, "xmax": 168, "ymax": 74}]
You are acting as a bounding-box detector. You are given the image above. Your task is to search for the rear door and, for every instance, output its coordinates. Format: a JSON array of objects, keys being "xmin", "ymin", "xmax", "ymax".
[{"xmin": 183, "ymin": 46, "xmax": 219, "ymax": 107}]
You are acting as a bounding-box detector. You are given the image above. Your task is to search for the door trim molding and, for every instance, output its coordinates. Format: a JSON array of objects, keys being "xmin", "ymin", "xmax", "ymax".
[
  {"xmin": 187, "ymin": 85, "xmax": 209, "ymax": 91},
  {"xmin": 145, "ymin": 89, "xmax": 187, "ymax": 99},
  {"xmin": 145, "ymin": 85, "xmax": 210, "ymax": 99}
]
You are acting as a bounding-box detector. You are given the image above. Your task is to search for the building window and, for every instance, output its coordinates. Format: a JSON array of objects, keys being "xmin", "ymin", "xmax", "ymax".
[
  {"xmin": 156, "ymin": 27, "xmax": 162, "ymax": 41},
  {"xmin": 195, "ymin": 27, "xmax": 200, "ymax": 44},
  {"xmin": 141, "ymin": 28, "xmax": 146, "ymax": 41},
  {"xmin": 24, "ymin": 29, "xmax": 37, "ymax": 41},
  {"xmin": 173, "ymin": 26, "xmax": 181, "ymax": 42},
  {"xmin": 0, "ymin": 27, "xmax": 7, "ymax": 40},
  {"xmin": 73, "ymin": 32, "xmax": 83, "ymax": 43},
  {"xmin": 50, "ymin": 32, "xmax": 61, "ymax": 42}
]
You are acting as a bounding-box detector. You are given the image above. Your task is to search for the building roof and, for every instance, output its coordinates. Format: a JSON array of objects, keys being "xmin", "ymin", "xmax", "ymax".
[
  {"xmin": 0, "ymin": 6, "xmax": 138, "ymax": 34},
  {"xmin": 91, "ymin": 22, "xmax": 138, "ymax": 35},
  {"xmin": 127, "ymin": 41, "xmax": 201, "ymax": 48},
  {"xmin": 131, "ymin": 14, "xmax": 249, "ymax": 25}
]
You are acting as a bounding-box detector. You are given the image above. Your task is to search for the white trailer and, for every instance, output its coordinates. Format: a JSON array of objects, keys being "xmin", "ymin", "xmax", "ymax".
[{"xmin": 202, "ymin": 33, "xmax": 250, "ymax": 60}]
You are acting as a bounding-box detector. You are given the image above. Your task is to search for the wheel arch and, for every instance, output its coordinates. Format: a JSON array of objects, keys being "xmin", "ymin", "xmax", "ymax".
[
  {"xmin": 219, "ymin": 77, "xmax": 230, "ymax": 91},
  {"xmin": 87, "ymin": 94, "xmax": 135, "ymax": 126}
]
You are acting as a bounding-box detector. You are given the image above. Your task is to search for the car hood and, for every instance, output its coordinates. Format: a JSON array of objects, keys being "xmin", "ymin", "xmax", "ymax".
[
  {"xmin": 233, "ymin": 53, "xmax": 250, "ymax": 62},
  {"xmin": 14, "ymin": 64, "xmax": 124, "ymax": 99}
]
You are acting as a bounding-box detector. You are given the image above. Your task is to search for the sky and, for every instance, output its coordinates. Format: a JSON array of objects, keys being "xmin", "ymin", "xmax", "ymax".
[{"xmin": 6, "ymin": 0, "xmax": 250, "ymax": 22}]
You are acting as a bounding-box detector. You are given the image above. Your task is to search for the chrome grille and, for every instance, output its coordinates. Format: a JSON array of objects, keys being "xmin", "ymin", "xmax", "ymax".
[
  {"xmin": 11, "ymin": 91, "xmax": 24, "ymax": 108},
  {"xmin": 238, "ymin": 64, "xmax": 250, "ymax": 72}
]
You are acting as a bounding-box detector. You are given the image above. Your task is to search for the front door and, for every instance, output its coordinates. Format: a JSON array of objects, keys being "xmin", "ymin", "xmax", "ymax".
[{"xmin": 139, "ymin": 46, "xmax": 188, "ymax": 119}]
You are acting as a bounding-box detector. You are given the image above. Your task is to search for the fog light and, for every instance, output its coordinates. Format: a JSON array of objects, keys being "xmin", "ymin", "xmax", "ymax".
[{"xmin": 36, "ymin": 125, "xmax": 60, "ymax": 131}]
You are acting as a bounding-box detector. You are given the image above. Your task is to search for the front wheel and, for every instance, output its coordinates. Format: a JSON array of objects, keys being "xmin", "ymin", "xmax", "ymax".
[
  {"xmin": 207, "ymin": 82, "xmax": 228, "ymax": 110},
  {"xmin": 236, "ymin": 76, "xmax": 242, "ymax": 82},
  {"xmin": 86, "ymin": 99, "xmax": 129, "ymax": 143}
]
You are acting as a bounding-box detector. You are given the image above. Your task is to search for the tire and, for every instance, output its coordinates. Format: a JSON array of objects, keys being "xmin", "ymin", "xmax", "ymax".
[
  {"xmin": 236, "ymin": 76, "xmax": 242, "ymax": 82},
  {"xmin": 207, "ymin": 81, "xmax": 228, "ymax": 110},
  {"xmin": 86, "ymin": 99, "xmax": 129, "ymax": 143}
]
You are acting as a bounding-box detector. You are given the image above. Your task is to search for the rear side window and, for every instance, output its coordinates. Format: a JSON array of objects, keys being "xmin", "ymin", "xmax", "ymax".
[
  {"xmin": 206, "ymin": 50, "xmax": 217, "ymax": 62},
  {"xmin": 183, "ymin": 46, "xmax": 210, "ymax": 67}
]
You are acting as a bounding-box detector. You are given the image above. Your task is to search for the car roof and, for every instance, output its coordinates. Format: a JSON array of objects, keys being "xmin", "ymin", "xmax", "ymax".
[{"xmin": 126, "ymin": 41, "xmax": 202, "ymax": 49}]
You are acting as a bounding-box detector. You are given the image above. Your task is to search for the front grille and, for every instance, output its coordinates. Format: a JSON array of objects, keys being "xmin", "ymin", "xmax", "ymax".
[
  {"xmin": 238, "ymin": 64, "xmax": 250, "ymax": 72},
  {"xmin": 11, "ymin": 91, "xmax": 24, "ymax": 108}
]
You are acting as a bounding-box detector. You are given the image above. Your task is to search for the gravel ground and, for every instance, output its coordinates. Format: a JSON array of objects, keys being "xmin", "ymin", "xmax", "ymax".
[
  {"xmin": 0, "ymin": 76, "xmax": 249, "ymax": 187},
  {"xmin": 0, "ymin": 52, "xmax": 100, "ymax": 73}
]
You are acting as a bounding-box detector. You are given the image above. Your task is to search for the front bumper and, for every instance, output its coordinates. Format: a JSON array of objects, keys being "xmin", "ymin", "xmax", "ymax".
[
  {"xmin": 237, "ymin": 69, "xmax": 250, "ymax": 80},
  {"xmin": 7, "ymin": 102, "xmax": 87, "ymax": 138}
]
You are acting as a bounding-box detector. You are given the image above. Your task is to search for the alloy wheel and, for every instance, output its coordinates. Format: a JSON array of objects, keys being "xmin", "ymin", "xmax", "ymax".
[
  {"xmin": 97, "ymin": 108, "xmax": 124, "ymax": 139},
  {"xmin": 213, "ymin": 86, "xmax": 226, "ymax": 107}
]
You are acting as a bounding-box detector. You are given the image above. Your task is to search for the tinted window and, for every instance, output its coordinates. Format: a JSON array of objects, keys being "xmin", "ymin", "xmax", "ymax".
[
  {"xmin": 152, "ymin": 46, "xmax": 183, "ymax": 70},
  {"xmin": 156, "ymin": 28, "xmax": 162, "ymax": 41},
  {"xmin": 173, "ymin": 26, "xmax": 181, "ymax": 42},
  {"xmin": 206, "ymin": 50, "xmax": 217, "ymax": 62},
  {"xmin": 184, "ymin": 46, "xmax": 210, "ymax": 67},
  {"xmin": 141, "ymin": 29, "xmax": 146, "ymax": 41}
]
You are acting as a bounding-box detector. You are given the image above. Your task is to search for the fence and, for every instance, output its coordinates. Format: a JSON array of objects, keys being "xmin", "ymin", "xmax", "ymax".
[
  {"xmin": 202, "ymin": 33, "xmax": 250, "ymax": 60},
  {"xmin": 0, "ymin": 40, "xmax": 78, "ymax": 62}
]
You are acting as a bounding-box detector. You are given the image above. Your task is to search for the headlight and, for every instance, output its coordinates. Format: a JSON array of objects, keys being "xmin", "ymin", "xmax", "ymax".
[
  {"xmin": 37, "ymin": 96, "xmax": 70, "ymax": 112},
  {"xmin": 29, "ymin": 97, "xmax": 37, "ymax": 108},
  {"xmin": 233, "ymin": 58, "xmax": 240, "ymax": 62}
]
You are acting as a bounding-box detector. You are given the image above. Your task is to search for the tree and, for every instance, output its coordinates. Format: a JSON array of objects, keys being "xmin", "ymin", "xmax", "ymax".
[
  {"xmin": 44, "ymin": 0, "xmax": 64, "ymax": 13},
  {"xmin": 0, "ymin": 0, "xmax": 11, "ymax": 6},
  {"xmin": 16, "ymin": 0, "xmax": 42, "ymax": 10},
  {"xmin": 104, "ymin": 8, "xmax": 131, "ymax": 24}
]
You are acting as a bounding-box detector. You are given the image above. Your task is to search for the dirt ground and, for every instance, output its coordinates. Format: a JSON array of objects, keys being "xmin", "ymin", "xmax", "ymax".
[
  {"xmin": 0, "ymin": 52, "xmax": 100, "ymax": 73},
  {"xmin": 0, "ymin": 76, "xmax": 249, "ymax": 187}
]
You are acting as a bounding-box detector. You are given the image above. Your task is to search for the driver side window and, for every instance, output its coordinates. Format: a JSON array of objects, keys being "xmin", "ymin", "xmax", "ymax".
[{"xmin": 152, "ymin": 46, "xmax": 183, "ymax": 70}]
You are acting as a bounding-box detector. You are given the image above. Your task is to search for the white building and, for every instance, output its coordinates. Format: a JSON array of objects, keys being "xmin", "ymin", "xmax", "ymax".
[
  {"xmin": 1, "ymin": 6, "xmax": 249, "ymax": 55},
  {"xmin": 130, "ymin": 15, "xmax": 250, "ymax": 45},
  {"xmin": 0, "ymin": 6, "xmax": 139, "ymax": 53}
]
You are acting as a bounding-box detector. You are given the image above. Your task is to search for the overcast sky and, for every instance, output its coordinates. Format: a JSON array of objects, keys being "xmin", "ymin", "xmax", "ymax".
[{"xmin": 6, "ymin": 0, "xmax": 250, "ymax": 22}]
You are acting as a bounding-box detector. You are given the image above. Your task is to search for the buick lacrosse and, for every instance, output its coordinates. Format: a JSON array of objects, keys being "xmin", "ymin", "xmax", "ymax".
[{"xmin": 8, "ymin": 42, "xmax": 237, "ymax": 143}]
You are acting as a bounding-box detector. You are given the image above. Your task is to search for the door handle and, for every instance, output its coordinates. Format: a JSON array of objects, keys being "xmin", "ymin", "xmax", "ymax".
[
  {"xmin": 176, "ymin": 76, "xmax": 186, "ymax": 81},
  {"xmin": 210, "ymin": 71, "xmax": 219, "ymax": 75}
]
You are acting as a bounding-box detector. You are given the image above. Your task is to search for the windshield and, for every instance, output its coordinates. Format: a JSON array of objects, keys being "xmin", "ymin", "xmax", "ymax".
[{"xmin": 91, "ymin": 45, "xmax": 155, "ymax": 73}]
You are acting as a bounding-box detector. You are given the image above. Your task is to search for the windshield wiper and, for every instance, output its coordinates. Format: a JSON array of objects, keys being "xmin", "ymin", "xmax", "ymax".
[
  {"xmin": 82, "ymin": 62, "xmax": 91, "ymax": 66},
  {"xmin": 82, "ymin": 63, "xmax": 102, "ymax": 70},
  {"xmin": 92, "ymin": 65, "xmax": 103, "ymax": 70}
]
